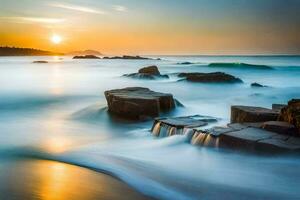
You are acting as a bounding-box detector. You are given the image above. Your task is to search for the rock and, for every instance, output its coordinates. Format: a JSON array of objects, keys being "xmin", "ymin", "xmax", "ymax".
[
  {"xmin": 231, "ymin": 106, "xmax": 279, "ymax": 123},
  {"xmin": 73, "ymin": 55, "xmax": 100, "ymax": 59},
  {"xmin": 272, "ymin": 104, "xmax": 286, "ymax": 112},
  {"xmin": 33, "ymin": 60, "xmax": 48, "ymax": 63},
  {"xmin": 261, "ymin": 121, "xmax": 297, "ymax": 135},
  {"xmin": 177, "ymin": 62, "xmax": 193, "ymax": 65},
  {"xmin": 138, "ymin": 65, "xmax": 160, "ymax": 75},
  {"xmin": 251, "ymin": 82, "xmax": 267, "ymax": 87},
  {"xmin": 178, "ymin": 72, "xmax": 242, "ymax": 83},
  {"xmin": 104, "ymin": 87, "xmax": 175, "ymax": 120},
  {"xmin": 279, "ymin": 99, "xmax": 300, "ymax": 134},
  {"xmin": 124, "ymin": 66, "xmax": 169, "ymax": 80},
  {"xmin": 151, "ymin": 115, "xmax": 217, "ymax": 137},
  {"xmin": 103, "ymin": 55, "xmax": 150, "ymax": 60}
]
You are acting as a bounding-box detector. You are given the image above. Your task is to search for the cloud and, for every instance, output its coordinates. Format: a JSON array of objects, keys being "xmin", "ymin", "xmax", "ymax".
[
  {"xmin": 113, "ymin": 5, "xmax": 127, "ymax": 12},
  {"xmin": 50, "ymin": 3, "xmax": 106, "ymax": 14},
  {"xmin": 0, "ymin": 17, "xmax": 65, "ymax": 24}
]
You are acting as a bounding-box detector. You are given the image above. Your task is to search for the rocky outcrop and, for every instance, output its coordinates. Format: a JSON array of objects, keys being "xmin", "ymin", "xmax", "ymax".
[
  {"xmin": 73, "ymin": 55, "xmax": 100, "ymax": 59},
  {"xmin": 103, "ymin": 55, "xmax": 150, "ymax": 60},
  {"xmin": 251, "ymin": 82, "xmax": 267, "ymax": 87},
  {"xmin": 104, "ymin": 87, "xmax": 175, "ymax": 120},
  {"xmin": 151, "ymin": 116, "xmax": 300, "ymax": 153},
  {"xmin": 124, "ymin": 66, "xmax": 169, "ymax": 80},
  {"xmin": 279, "ymin": 99, "xmax": 300, "ymax": 134},
  {"xmin": 231, "ymin": 106, "xmax": 279, "ymax": 123},
  {"xmin": 33, "ymin": 60, "xmax": 48, "ymax": 63},
  {"xmin": 178, "ymin": 72, "xmax": 242, "ymax": 83}
]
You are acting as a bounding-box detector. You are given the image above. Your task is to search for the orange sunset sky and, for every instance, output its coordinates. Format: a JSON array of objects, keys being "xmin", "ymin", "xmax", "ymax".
[{"xmin": 1, "ymin": 0, "xmax": 300, "ymax": 55}]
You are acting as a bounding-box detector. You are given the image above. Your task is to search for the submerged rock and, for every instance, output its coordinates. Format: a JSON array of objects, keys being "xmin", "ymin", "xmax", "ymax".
[
  {"xmin": 178, "ymin": 72, "xmax": 242, "ymax": 83},
  {"xmin": 231, "ymin": 106, "xmax": 279, "ymax": 123},
  {"xmin": 104, "ymin": 87, "xmax": 175, "ymax": 120},
  {"xmin": 73, "ymin": 55, "xmax": 100, "ymax": 59},
  {"xmin": 33, "ymin": 60, "xmax": 48, "ymax": 63},
  {"xmin": 177, "ymin": 62, "xmax": 194, "ymax": 65},
  {"xmin": 279, "ymin": 99, "xmax": 300, "ymax": 135},
  {"xmin": 208, "ymin": 62, "xmax": 273, "ymax": 70},
  {"xmin": 251, "ymin": 82, "xmax": 267, "ymax": 87},
  {"xmin": 124, "ymin": 65, "xmax": 169, "ymax": 80}
]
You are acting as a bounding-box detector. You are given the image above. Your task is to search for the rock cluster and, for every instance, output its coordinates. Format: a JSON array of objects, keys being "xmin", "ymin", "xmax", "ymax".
[{"xmin": 231, "ymin": 106, "xmax": 279, "ymax": 123}]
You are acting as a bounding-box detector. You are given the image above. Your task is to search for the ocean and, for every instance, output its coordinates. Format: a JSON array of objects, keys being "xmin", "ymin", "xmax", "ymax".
[{"xmin": 0, "ymin": 55, "xmax": 300, "ymax": 200}]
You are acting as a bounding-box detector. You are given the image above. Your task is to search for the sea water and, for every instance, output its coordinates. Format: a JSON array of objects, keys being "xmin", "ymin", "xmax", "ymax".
[{"xmin": 0, "ymin": 55, "xmax": 300, "ymax": 199}]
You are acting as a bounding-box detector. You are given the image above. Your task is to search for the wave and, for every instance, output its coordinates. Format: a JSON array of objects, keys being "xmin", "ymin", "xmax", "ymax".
[{"xmin": 208, "ymin": 62, "xmax": 273, "ymax": 69}]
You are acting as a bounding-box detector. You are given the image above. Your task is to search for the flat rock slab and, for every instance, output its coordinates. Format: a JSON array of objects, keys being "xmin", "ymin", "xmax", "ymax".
[
  {"xmin": 151, "ymin": 115, "xmax": 217, "ymax": 137},
  {"xmin": 105, "ymin": 87, "xmax": 175, "ymax": 120},
  {"xmin": 178, "ymin": 72, "xmax": 242, "ymax": 83},
  {"xmin": 262, "ymin": 121, "xmax": 297, "ymax": 135},
  {"xmin": 231, "ymin": 105, "xmax": 279, "ymax": 123}
]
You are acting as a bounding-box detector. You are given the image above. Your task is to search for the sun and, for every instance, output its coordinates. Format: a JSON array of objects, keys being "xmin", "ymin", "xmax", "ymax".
[{"xmin": 51, "ymin": 34, "xmax": 62, "ymax": 44}]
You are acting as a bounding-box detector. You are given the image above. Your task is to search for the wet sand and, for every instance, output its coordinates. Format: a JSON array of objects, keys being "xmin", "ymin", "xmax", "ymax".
[{"xmin": 0, "ymin": 158, "xmax": 151, "ymax": 200}]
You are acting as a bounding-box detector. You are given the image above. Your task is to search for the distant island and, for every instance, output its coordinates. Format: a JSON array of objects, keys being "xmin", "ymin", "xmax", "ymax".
[
  {"xmin": 67, "ymin": 50, "xmax": 103, "ymax": 56},
  {"xmin": 0, "ymin": 47, "xmax": 63, "ymax": 56}
]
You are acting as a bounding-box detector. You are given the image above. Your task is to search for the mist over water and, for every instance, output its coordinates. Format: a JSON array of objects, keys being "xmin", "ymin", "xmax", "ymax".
[{"xmin": 1, "ymin": 55, "xmax": 300, "ymax": 199}]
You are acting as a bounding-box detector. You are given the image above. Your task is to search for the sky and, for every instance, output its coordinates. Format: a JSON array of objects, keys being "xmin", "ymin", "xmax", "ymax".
[{"xmin": 0, "ymin": 0, "xmax": 300, "ymax": 55}]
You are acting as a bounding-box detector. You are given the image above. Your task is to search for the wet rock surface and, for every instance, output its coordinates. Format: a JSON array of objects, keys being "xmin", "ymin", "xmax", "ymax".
[
  {"xmin": 178, "ymin": 72, "xmax": 242, "ymax": 83},
  {"xmin": 104, "ymin": 87, "xmax": 175, "ymax": 120},
  {"xmin": 279, "ymin": 99, "xmax": 300, "ymax": 135},
  {"xmin": 231, "ymin": 106, "xmax": 279, "ymax": 123},
  {"xmin": 124, "ymin": 66, "xmax": 169, "ymax": 80},
  {"xmin": 73, "ymin": 55, "xmax": 100, "ymax": 59}
]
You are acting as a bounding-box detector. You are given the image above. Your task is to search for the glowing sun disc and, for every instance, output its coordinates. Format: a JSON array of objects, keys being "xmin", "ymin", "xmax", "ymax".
[{"xmin": 51, "ymin": 34, "xmax": 62, "ymax": 44}]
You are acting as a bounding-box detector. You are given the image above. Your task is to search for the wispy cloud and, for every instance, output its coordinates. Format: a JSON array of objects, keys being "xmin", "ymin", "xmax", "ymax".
[
  {"xmin": 1, "ymin": 17, "xmax": 65, "ymax": 24},
  {"xmin": 112, "ymin": 5, "xmax": 127, "ymax": 12},
  {"xmin": 50, "ymin": 3, "xmax": 106, "ymax": 14}
]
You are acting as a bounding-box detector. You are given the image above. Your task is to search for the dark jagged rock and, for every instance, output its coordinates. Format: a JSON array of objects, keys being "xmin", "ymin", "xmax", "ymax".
[
  {"xmin": 151, "ymin": 115, "xmax": 218, "ymax": 137},
  {"xmin": 103, "ymin": 55, "xmax": 150, "ymax": 60},
  {"xmin": 104, "ymin": 87, "xmax": 175, "ymax": 120},
  {"xmin": 33, "ymin": 60, "xmax": 48, "ymax": 63},
  {"xmin": 73, "ymin": 55, "xmax": 100, "ymax": 59},
  {"xmin": 124, "ymin": 65, "xmax": 169, "ymax": 80},
  {"xmin": 231, "ymin": 106, "xmax": 279, "ymax": 123},
  {"xmin": 279, "ymin": 99, "xmax": 300, "ymax": 135},
  {"xmin": 178, "ymin": 72, "xmax": 242, "ymax": 83},
  {"xmin": 251, "ymin": 82, "xmax": 267, "ymax": 87},
  {"xmin": 261, "ymin": 121, "xmax": 297, "ymax": 135}
]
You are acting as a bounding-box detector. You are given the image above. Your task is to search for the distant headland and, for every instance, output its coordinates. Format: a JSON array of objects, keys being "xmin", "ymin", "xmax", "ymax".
[{"xmin": 0, "ymin": 47, "xmax": 63, "ymax": 56}]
